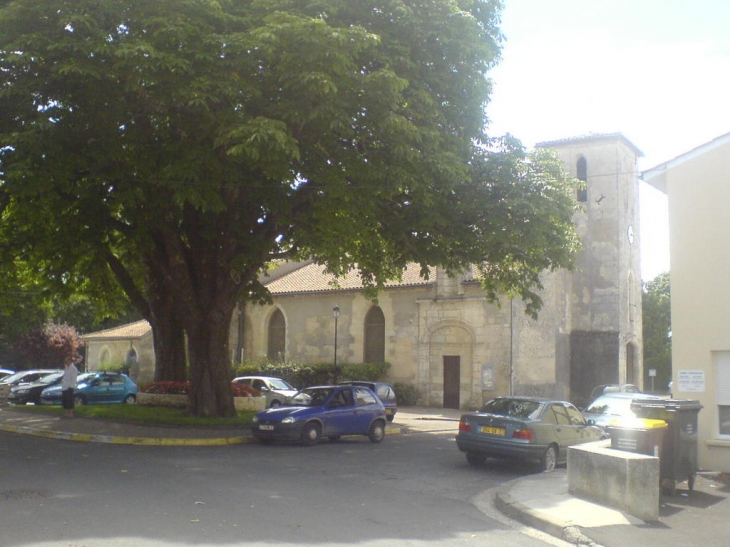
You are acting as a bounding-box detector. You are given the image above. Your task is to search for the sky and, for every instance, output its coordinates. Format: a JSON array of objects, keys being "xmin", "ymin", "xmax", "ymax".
[{"xmin": 484, "ymin": 0, "xmax": 730, "ymax": 281}]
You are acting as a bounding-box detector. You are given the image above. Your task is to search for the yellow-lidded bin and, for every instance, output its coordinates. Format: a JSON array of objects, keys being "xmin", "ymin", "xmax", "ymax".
[{"xmin": 606, "ymin": 418, "xmax": 668, "ymax": 457}]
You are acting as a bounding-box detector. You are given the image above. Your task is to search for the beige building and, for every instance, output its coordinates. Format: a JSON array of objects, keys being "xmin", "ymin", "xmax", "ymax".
[
  {"xmin": 81, "ymin": 320, "xmax": 155, "ymax": 385},
  {"xmin": 643, "ymin": 132, "xmax": 730, "ymax": 472},
  {"xmin": 84, "ymin": 134, "xmax": 644, "ymax": 409}
]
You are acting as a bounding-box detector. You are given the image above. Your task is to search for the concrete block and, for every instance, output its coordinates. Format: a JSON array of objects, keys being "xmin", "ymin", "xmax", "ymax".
[{"xmin": 568, "ymin": 441, "xmax": 660, "ymax": 521}]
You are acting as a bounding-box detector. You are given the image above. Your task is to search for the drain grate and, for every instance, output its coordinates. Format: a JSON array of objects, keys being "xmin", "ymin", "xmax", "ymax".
[{"xmin": 0, "ymin": 489, "xmax": 52, "ymax": 501}]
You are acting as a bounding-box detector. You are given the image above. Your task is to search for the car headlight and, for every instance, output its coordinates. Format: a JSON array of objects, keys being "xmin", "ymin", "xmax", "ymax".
[
  {"xmin": 252, "ymin": 415, "xmax": 259, "ymax": 423},
  {"xmin": 281, "ymin": 416, "xmax": 296, "ymax": 424}
]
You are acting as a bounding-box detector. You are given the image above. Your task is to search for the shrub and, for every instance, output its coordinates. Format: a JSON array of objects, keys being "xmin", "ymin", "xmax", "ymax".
[
  {"xmin": 142, "ymin": 381, "xmax": 189, "ymax": 395},
  {"xmin": 231, "ymin": 383, "xmax": 261, "ymax": 397},
  {"xmin": 144, "ymin": 380, "xmax": 262, "ymax": 397},
  {"xmin": 393, "ymin": 382, "xmax": 419, "ymax": 406},
  {"xmin": 232, "ymin": 360, "xmax": 391, "ymax": 388}
]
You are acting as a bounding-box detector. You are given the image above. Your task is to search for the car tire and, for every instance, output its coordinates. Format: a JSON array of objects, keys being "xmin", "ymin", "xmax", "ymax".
[
  {"xmin": 466, "ymin": 452, "xmax": 486, "ymax": 466},
  {"xmin": 73, "ymin": 395, "xmax": 85, "ymax": 407},
  {"xmin": 367, "ymin": 420, "xmax": 385, "ymax": 443},
  {"xmin": 301, "ymin": 422, "xmax": 322, "ymax": 446},
  {"xmin": 386, "ymin": 414, "xmax": 395, "ymax": 423},
  {"xmin": 540, "ymin": 445, "xmax": 558, "ymax": 472},
  {"xmin": 124, "ymin": 394, "xmax": 136, "ymax": 404},
  {"xmin": 270, "ymin": 400, "xmax": 282, "ymax": 408}
]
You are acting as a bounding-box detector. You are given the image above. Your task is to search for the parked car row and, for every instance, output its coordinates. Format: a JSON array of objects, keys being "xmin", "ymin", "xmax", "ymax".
[{"xmin": 1, "ymin": 369, "xmax": 139, "ymax": 406}]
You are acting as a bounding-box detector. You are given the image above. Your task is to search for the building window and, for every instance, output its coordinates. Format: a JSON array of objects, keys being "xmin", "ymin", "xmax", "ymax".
[
  {"xmin": 364, "ymin": 306, "xmax": 385, "ymax": 363},
  {"xmin": 576, "ymin": 156, "xmax": 588, "ymax": 202},
  {"xmin": 716, "ymin": 351, "xmax": 730, "ymax": 436},
  {"xmin": 100, "ymin": 347, "xmax": 111, "ymax": 365},
  {"xmin": 267, "ymin": 308, "xmax": 286, "ymax": 362}
]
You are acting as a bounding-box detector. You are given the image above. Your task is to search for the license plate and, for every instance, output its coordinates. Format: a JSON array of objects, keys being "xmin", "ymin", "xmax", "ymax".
[
  {"xmin": 480, "ymin": 426, "xmax": 505, "ymax": 436},
  {"xmin": 259, "ymin": 425, "xmax": 274, "ymax": 431},
  {"xmin": 385, "ymin": 409, "xmax": 394, "ymax": 415}
]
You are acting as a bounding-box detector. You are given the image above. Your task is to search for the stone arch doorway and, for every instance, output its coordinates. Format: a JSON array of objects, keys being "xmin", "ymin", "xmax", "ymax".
[{"xmin": 427, "ymin": 322, "xmax": 474, "ymax": 409}]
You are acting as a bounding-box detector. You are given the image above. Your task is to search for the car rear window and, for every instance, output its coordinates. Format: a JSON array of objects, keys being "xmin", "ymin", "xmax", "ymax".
[{"xmin": 480, "ymin": 398, "xmax": 542, "ymax": 419}]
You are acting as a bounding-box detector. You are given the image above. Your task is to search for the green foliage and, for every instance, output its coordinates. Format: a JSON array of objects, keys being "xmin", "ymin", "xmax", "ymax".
[
  {"xmin": 0, "ymin": 0, "xmax": 580, "ymax": 416},
  {"xmin": 392, "ymin": 382, "xmax": 419, "ymax": 406},
  {"xmin": 233, "ymin": 359, "xmax": 391, "ymax": 389},
  {"xmin": 642, "ymin": 272, "xmax": 672, "ymax": 393},
  {"xmin": 339, "ymin": 362, "xmax": 390, "ymax": 381}
]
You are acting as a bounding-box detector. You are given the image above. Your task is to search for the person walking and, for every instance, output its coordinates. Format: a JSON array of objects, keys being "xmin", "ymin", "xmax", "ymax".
[{"xmin": 61, "ymin": 359, "xmax": 78, "ymax": 418}]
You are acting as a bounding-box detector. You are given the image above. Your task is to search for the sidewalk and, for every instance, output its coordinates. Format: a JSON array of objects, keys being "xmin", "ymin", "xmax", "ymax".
[{"xmin": 1, "ymin": 405, "xmax": 728, "ymax": 547}]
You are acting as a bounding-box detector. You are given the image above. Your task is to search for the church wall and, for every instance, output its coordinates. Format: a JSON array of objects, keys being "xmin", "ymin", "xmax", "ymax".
[{"xmin": 241, "ymin": 286, "xmax": 434, "ymax": 386}]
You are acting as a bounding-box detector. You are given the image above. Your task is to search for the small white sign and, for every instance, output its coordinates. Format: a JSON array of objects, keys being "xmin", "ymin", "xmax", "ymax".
[
  {"xmin": 648, "ymin": 369, "xmax": 656, "ymax": 377},
  {"xmin": 678, "ymin": 370, "xmax": 705, "ymax": 392}
]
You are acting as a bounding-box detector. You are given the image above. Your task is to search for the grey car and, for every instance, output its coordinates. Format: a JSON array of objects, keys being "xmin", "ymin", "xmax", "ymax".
[{"xmin": 456, "ymin": 396, "xmax": 605, "ymax": 472}]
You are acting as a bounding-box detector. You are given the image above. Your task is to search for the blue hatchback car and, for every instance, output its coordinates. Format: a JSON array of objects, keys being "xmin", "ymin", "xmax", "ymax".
[
  {"xmin": 251, "ymin": 385, "xmax": 387, "ymax": 446},
  {"xmin": 41, "ymin": 372, "xmax": 139, "ymax": 406}
]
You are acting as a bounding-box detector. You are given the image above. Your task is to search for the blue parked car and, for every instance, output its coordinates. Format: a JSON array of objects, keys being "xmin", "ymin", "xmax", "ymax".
[
  {"xmin": 251, "ymin": 385, "xmax": 387, "ymax": 446},
  {"xmin": 41, "ymin": 372, "xmax": 139, "ymax": 406}
]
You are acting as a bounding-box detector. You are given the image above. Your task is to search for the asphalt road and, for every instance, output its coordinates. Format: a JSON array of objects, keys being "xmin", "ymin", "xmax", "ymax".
[{"xmin": 0, "ymin": 429, "xmax": 569, "ymax": 547}]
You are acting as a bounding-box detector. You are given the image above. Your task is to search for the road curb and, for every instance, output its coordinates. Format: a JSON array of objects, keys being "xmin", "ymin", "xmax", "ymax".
[
  {"xmin": 0, "ymin": 424, "xmax": 254, "ymax": 446},
  {"xmin": 494, "ymin": 484, "xmax": 599, "ymax": 546}
]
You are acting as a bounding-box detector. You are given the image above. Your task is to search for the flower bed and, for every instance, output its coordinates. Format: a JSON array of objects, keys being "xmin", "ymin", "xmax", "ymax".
[{"xmin": 138, "ymin": 381, "xmax": 265, "ymax": 410}]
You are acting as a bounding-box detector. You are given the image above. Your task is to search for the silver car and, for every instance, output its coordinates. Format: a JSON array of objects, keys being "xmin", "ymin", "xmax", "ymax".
[
  {"xmin": 232, "ymin": 376, "xmax": 298, "ymax": 408},
  {"xmin": 582, "ymin": 392, "xmax": 664, "ymax": 433}
]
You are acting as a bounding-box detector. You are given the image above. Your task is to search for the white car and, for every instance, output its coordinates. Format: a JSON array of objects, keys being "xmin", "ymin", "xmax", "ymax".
[{"xmin": 232, "ymin": 376, "xmax": 298, "ymax": 408}]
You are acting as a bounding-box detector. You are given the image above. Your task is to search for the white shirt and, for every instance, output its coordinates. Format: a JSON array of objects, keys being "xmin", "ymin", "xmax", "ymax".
[{"xmin": 61, "ymin": 363, "xmax": 78, "ymax": 390}]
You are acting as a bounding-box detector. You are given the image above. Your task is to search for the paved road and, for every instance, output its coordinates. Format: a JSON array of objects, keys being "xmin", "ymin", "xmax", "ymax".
[{"xmin": 0, "ymin": 427, "xmax": 568, "ymax": 547}]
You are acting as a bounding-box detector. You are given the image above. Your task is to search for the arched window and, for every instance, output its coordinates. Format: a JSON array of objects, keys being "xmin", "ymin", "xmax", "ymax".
[
  {"xmin": 363, "ymin": 306, "xmax": 385, "ymax": 363},
  {"xmin": 100, "ymin": 347, "xmax": 111, "ymax": 365},
  {"xmin": 576, "ymin": 157, "xmax": 588, "ymax": 202},
  {"xmin": 267, "ymin": 308, "xmax": 286, "ymax": 361}
]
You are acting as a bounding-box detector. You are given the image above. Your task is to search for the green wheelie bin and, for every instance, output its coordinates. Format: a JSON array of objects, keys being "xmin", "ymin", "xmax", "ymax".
[{"xmin": 630, "ymin": 399, "xmax": 703, "ymax": 494}]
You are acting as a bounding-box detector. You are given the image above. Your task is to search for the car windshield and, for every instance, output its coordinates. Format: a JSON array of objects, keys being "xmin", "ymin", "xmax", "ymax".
[
  {"xmin": 288, "ymin": 388, "xmax": 333, "ymax": 407},
  {"xmin": 268, "ymin": 378, "xmax": 294, "ymax": 391},
  {"xmin": 1, "ymin": 372, "xmax": 27, "ymax": 383},
  {"xmin": 480, "ymin": 398, "xmax": 543, "ymax": 420},
  {"xmin": 584, "ymin": 397, "xmax": 635, "ymax": 416},
  {"xmin": 38, "ymin": 372, "xmax": 63, "ymax": 382},
  {"xmin": 76, "ymin": 373, "xmax": 96, "ymax": 385}
]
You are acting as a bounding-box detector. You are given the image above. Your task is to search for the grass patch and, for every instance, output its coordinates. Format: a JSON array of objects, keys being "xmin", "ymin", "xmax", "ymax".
[{"xmin": 13, "ymin": 404, "xmax": 255, "ymax": 427}]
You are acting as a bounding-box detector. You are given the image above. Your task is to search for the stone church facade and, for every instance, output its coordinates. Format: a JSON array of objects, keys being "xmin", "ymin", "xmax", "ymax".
[{"xmin": 232, "ymin": 133, "xmax": 644, "ymax": 409}]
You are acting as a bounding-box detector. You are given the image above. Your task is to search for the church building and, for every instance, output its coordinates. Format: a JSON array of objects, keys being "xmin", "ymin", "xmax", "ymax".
[{"xmin": 232, "ymin": 133, "xmax": 644, "ymax": 408}]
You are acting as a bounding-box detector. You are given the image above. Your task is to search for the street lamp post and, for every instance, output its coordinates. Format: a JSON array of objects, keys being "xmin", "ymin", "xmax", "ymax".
[{"xmin": 333, "ymin": 305, "xmax": 340, "ymax": 383}]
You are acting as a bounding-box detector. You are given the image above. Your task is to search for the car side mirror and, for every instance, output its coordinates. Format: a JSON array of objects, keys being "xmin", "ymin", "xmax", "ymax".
[{"xmin": 586, "ymin": 419, "xmax": 595, "ymax": 426}]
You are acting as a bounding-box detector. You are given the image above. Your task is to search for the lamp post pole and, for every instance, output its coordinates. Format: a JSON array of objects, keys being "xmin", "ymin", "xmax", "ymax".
[{"xmin": 333, "ymin": 305, "xmax": 340, "ymax": 383}]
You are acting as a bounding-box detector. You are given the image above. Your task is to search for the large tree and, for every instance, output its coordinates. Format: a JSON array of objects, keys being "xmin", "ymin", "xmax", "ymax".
[
  {"xmin": 0, "ymin": 0, "xmax": 580, "ymax": 416},
  {"xmin": 642, "ymin": 272, "xmax": 672, "ymax": 393}
]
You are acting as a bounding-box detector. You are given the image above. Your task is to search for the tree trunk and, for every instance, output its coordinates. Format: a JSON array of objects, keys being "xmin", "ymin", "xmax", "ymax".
[
  {"xmin": 150, "ymin": 313, "xmax": 187, "ymax": 382},
  {"xmin": 186, "ymin": 308, "xmax": 236, "ymax": 417}
]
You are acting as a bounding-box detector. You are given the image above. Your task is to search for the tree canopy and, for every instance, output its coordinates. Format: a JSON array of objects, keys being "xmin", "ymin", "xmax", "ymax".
[
  {"xmin": 642, "ymin": 272, "xmax": 672, "ymax": 393},
  {"xmin": 0, "ymin": 0, "xmax": 580, "ymax": 416}
]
